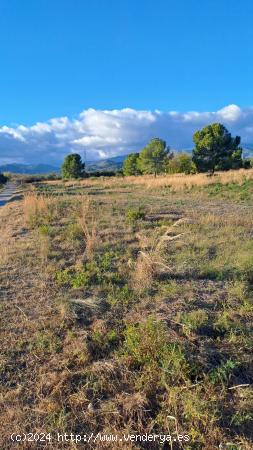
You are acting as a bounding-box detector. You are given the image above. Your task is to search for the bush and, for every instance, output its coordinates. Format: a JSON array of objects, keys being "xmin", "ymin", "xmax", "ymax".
[
  {"xmin": 89, "ymin": 329, "xmax": 120, "ymax": 358},
  {"xmin": 126, "ymin": 205, "xmax": 145, "ymax": 224},
  {"xmin": 177, "ymin": 309, "xmax": 208, "ymax": 336},
  {"xmin": 166, "ymin": 153, "xmax": 195, "ymax": 174},
  {"xmin": 121, "ymin": 317, "xmax": 189, "ymax": 384},
  {"xmin": 209, "ymin": 359, "xmax": 238, "ymax": 384},
  {"xmin": 88, "ymin": 170, "xmax": 116, "ymax": 177},
  {"xmin": 107, "ymin": 284, "xmax": 134, "ymax": 309},
  {"xmin": 55, "ymin": 262, "xmax": 101, "ymax": 288},
  {"xmin": 242, "ymin": 158, "xmax": 251, "ymax": 169},
  {"xmin": 98, "ymin": 250, "xmax": 120, "ymax": 271},
  {"xmin": 0, "ymin": 172, "xmax": 8, "ymax": 184}
]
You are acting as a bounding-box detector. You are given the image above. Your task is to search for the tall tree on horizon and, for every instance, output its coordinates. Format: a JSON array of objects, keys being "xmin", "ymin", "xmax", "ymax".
[
  {"xmin": 61, "ymin": 153, "xmax": 85, "ymax": 179},
  {"xmin": 192, "ymin": 123, "xmax": 243, "ymax": 173},
  {"xmin": 123, "ymin": 153, "xmax": 141, "ymax": 175},
  {"xmin": 138, "ymin": 138, "xmax": 170, "ymax": 176}
]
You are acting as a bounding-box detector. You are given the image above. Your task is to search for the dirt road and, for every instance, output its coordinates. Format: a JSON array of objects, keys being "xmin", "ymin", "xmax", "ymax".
[{"xmin": 0, "ymin": 182, "xmax": 19, "ymax": 207}]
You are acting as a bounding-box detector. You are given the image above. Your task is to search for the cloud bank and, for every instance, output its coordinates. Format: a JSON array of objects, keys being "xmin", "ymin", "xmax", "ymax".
[{"xmin": 1, "ymin": 104, "xmax": 253, "ymax": 165}]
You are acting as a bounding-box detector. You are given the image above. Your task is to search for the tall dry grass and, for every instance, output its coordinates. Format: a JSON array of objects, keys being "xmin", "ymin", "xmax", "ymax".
[
  {"xmin": 127, "ymin": 168, "xmax": 253, "ymax": 190},
  {"xmin": 198, "ymin": 211, "xmax": 253, "ymax": 229},
  {"xmin": 0, "ymin": 242, "xmax": 10, "ymax": 266},
  {"xmin": 23, "ymin": 193, "xmax": 55, "ymax": 227},
  {"xmin": 47, "ymin": 168, "xmax": 253, "ymax": 192},
  {"xmin": 75, "ymin": 196, "xmax": 99, "ymax": 260},
  {"xmin": 132, "ymin": 224, "xmax": 184, "ymax": 290}
]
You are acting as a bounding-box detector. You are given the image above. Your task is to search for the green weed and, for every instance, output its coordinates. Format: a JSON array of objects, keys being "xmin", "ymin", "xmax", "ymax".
[
  {"xmin": 177, "ymin": 309, "xmax": 208, "ymax": 336},
  {"xmin": 209, "ymin": 359, "xmax": 238, "ymax": 384},
  {"xmin": 126, "ymin": 205, "xmax": 146, "ymax": 224}
]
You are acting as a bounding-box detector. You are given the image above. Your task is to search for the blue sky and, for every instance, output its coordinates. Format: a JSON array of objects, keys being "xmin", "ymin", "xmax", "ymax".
[{"xmin": 0, "ymin": 0, "xmax": 253, "ymax": 163}]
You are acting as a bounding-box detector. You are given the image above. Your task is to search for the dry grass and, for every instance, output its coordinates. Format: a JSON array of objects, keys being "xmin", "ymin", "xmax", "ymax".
[
  {"xmin": 1, "ymin": 175, "xmax": 253, "ymax": 449},
  {"xmin": 132, "ymin": 224, "xmax": 184, "ymax": 290},
  {"xmin": 75, "ymin": 195, "xmax": 100, "ymax": 260},
  {"xmin": 23, "ymin": 192, "xmax": 55, "ymax": 227},
  {"xmin": 128, "ymin": 168, "xmax": 253, "ymax": 190},
  {"xmin": 0, "ymin": 242, "xmax": 10, "ymax": 266},
  {"xmin": 45, "ymin": 167, "xmax": 253, "ymax": 192},
  {"xmin": 198, "ymin": 211, "xmax": 253, "ymax": 229}
]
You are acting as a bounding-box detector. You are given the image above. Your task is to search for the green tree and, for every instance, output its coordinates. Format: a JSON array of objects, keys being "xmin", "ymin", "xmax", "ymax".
[
  {"xmin": 61, "ymin": 153, "xmax": 85, "ymax": 179},
  {"xmin": 138, "ymin": 138, "xmax": 169, "ymax": 176},
  {"xmin": 177, "ymin": 153, "xmax": 195, "ymax": 174},
  {"xmin": 166, "ymin": 153, "xmax": 195, "ymax": 174},
  {"xmin": 123, "ymin": 153, "xmax": 140, "ymax": 175},
  {"xmin": 192, "ymin": 123, "xmax": 243, "ymax": 173}
]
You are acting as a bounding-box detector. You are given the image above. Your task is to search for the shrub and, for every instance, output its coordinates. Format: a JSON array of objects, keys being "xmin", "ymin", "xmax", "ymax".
[
  {"xmin": 98, "ymin": 250, "xmax": 119, "ymax": 271},
  {"xmin": 166, "ymin": 153, "xmax": 195, "ymax": 174},
  {"xmin": 177, "ymin": 309, "xmax": 208, "ymax": 336},
  {"xmin": 213, "ymin": 310, "xmax": 241, "ymax": 334},
  {"xmin": 126, "ymin": 205, "xmax": 145, "ymax": 224},
  {"xmin": 89, "ymin": 329, "xmax": 120, "ymax": 358},
  {"xmin": 55, "ymin": 262, "xmax": 101, "ymax": 289},
  {"xmin": 209, "ymin": 359, "xmax": 238, "ymax": 384},
  {"xmin": 107, "ymin": 284, "xmax": 134, "ymax": 309},
  {"xmin": 121, "ymin": 317, "xmax": 189, "ymax": 384},
  {"xmin": 38, "ymin": 224, "xmax": 53, "ymax": 236}
]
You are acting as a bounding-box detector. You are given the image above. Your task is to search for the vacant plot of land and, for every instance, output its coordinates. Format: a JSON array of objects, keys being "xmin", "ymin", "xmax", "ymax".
[{"xmin": 0, "ymin": 171, "xmax": 253, "ymax": 449}]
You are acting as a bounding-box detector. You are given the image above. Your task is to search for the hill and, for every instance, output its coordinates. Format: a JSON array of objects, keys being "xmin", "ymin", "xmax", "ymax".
[
  {"xmin": 0, "ymin": 163, "xmax": 59, "ymax": 174},
  {"xmin": 86, "ymin": 154, "xmax": 126, "ymax": 172}
]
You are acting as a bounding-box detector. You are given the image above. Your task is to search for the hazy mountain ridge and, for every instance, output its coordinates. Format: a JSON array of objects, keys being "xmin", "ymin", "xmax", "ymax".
[
  {"xmin": 0, "ymin": 163, "xmax": 60, "ymax": 174},
  {"xmin": 86, "ymin": 155, "xmax": 126, "ymax": 172},
  {"xmin": 0, "ymin": 155, "xmax": 127, "ymax": 174}
]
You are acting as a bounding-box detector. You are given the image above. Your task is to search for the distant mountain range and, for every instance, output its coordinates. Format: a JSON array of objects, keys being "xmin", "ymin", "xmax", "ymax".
[
  {"xmin": 0, "ymin": 155, "xmax": 127, "ymax": 174},
  {"xmin": 1, "ymin": 147, "xmax": 252, "ymax": 174},
  {"xmin": 0, "ymin": 163, "xmax": 60, "ymax": 174},
  {"xmin": 86, "ymin": 155, "xmax": 126, "ymax": 172}
]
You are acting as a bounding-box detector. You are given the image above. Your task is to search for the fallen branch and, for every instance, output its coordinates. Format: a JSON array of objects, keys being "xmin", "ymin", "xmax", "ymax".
[{"xmin": 228, "ymin": 384, "xmax": 250, "ymax": 390}]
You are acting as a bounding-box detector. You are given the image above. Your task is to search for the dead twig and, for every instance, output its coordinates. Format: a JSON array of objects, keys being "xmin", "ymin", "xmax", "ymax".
[
  {"xmin": 13, "ymin": 304, "xmax": 29, "ymax": 320},
  {"xmin": 228, "ymin": 384, "xmax": 250, "ymax": 390}
]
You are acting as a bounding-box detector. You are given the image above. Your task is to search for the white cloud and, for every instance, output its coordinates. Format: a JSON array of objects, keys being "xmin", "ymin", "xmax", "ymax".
[
  {"xmin": 0, "ymin": 104, "xmax": 253, "ymax": 165},
  {"xmin": 217, "ymin": 104, "xmax": 242, "ymax": 122}
]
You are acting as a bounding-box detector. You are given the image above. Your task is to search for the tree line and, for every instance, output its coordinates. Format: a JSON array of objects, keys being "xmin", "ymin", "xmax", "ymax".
[
  {"xmin": 60, "ymin": 122, "xmax": 251, "ymax": 179},
  {"xmin": 123, "ymin": 123, "xmax": 250, "ymax": 176}
]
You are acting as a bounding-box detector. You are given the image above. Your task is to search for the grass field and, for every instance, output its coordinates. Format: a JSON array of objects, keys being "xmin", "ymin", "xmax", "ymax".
[{"xmin": 0, "ymin": 169, "xmax": 253, "ymax": 449}]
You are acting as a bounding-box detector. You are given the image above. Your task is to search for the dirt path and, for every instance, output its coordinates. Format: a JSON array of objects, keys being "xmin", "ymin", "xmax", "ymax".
[{"xmin": 0, "ymin": 182, "xmax": 20, "ymax": 207}]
